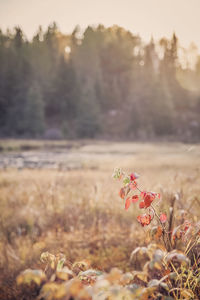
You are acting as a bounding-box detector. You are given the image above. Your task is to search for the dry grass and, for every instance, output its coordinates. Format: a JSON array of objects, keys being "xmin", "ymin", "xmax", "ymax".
[{"xmin": 0, "ymin": 141, "xmax": 199, "ymax": 298}]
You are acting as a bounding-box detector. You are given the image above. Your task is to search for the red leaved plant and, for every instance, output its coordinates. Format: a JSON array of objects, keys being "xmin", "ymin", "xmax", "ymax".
[
  {"xmin": 113, "ymin": 168, "xmax": 198, "ymax": 253},
  {"xmin": 113, "ymin": 168, "xmax": 170, "ymax": 249}
]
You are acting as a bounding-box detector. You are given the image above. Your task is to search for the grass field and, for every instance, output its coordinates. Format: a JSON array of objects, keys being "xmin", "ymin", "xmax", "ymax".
[{"xmin": 0, "ymin": 141, "xmax": 200, "ymax": 299}]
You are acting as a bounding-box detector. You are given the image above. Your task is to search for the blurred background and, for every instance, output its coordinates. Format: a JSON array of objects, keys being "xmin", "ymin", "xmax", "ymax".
[
  {"xmin": 0, "ymin": 0, "xmax": 200, "ymax": 142},
  {"xmin": 0, "ymin": 2, "xmax": 200, "ymax": 299}
]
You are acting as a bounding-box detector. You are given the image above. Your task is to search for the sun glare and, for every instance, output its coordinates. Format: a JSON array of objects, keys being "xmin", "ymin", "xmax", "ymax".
[{"xmin": 65, "ymin": 46, "xmax": 71, "ymax": 54}]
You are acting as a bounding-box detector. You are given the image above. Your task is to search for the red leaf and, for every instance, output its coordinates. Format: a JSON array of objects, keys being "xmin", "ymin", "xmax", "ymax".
[
  {"xmin": 143, "ymin": 192, "xmax": 156, "ymax": 208},
  {"xmin": 125, "ymin": 197, "xmax": 131, "ymax": 210},
  {"xmin": 130, "ymin": 172, "xmax": 139, "ymax": 181},
  {"xmin": 132, "ymin": 195, "xmax": 139, "ymax": 203},
  {"xmin": 140, "ymin": 191, "xmax": 147, "ymax": 199},
  {"xmin": 160, "ymin": 213, "xmax": 167, "ymax": 223},
  {"xmin": 137, "ymin": 214, "xmax": 152, "ymax": 226},
  {"xmin": 144, "ymin": 194, "xmax": 153, "ymax": 208},
  {"xmin": 119, "ymin": 188, "xmax": 125, "ymax": 199},
  {"xmin": 183, "ymin": 221, "xmax": 191, "ymax": 232},
  {"xmin": 139, "ymin": 201, "xmax": 145, "ymax": 209}
]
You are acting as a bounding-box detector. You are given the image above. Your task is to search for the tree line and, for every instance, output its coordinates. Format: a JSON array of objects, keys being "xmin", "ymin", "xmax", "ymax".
[{"xmin": 0, "ymin": 23, "xmax": 200, "ymax": 141}]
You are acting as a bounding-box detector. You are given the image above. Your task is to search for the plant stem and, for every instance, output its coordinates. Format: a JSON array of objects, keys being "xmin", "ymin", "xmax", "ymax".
[
  {"xmin": 132, "ymin": 181, "xmax": 171, "ymax": 250},
  {"xmin": 151, "ymin": 204, "xmax": 171, "ymax": 251}
]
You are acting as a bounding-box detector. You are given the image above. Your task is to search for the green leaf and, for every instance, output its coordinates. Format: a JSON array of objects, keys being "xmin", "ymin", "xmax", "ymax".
[{"xmin": 123, "ymin": 176, "xmax": 130, "ymax": 185}]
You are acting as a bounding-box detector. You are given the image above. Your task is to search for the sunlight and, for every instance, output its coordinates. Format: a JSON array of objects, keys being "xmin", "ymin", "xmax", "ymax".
[{"xmin": 64, "ymin": 46, "xmax": 71, "ymax": 54}]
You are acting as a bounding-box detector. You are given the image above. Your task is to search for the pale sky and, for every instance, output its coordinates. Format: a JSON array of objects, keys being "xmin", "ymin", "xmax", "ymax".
[{"xmin": 0, "ymin": 0, "xmax": 200, "ymax": 50}]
